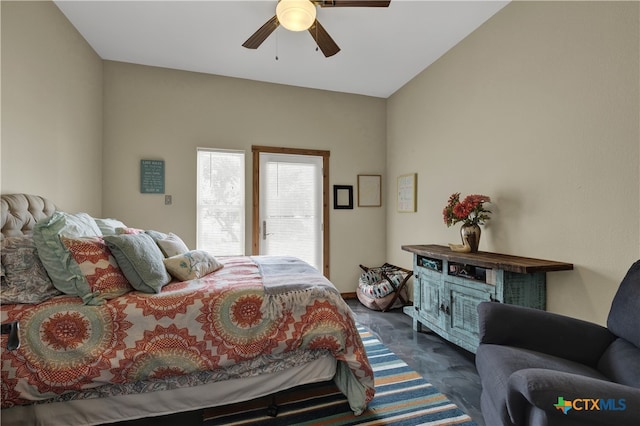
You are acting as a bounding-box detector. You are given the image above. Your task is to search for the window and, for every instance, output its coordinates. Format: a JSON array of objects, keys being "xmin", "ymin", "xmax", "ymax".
[{"xmin": 197, "ymin": 148, "xmax": 245, "ymax": 256}]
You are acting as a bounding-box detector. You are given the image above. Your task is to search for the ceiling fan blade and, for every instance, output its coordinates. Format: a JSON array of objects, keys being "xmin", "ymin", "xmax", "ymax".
[
  {"xmin": 242, "ymin": 15, "xmax": 279, "ymax": 49},
  {"xmin": 316, "ymin": 0, "xmax": 390, "ymax": 7},
  {"xmin": 308, "ymin": 19, "xmax": 340, "ymax": 57}
]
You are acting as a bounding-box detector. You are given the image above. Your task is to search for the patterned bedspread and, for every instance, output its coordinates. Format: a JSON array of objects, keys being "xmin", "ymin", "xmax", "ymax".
[{"xmin": 0, "ymin": 256, "xmax": 374, "ymax": 414}]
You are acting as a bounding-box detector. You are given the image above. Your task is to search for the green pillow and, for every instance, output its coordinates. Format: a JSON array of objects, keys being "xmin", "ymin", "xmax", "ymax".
[
  {"xmin": 145, "ymin": 229, "xmax": 168, "ymax": 241},
  {"xmin": 103, "ymin": 233, "xmax": 172, "ymax": 293},
  {"xmin": 32, "ymin": 211, "xmax": 102, "ymax": 304}
]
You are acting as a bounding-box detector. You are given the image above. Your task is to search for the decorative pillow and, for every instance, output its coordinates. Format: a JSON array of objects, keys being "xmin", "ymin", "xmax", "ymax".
[
  {"xmin": 1, "ymin": 236, "xmax": 62, "ymax": 304},
  {"xmin": 32, "ymin": 211, "xmax": 102, "ymax": 301},
  {"xmin": 145, "ymin": 229, "xmax": 168, "ymax": 241},
  {"xmin": 61, "ymin": 236, "xmax": 133, "ymax": 300},
  {"xmin": 163, "ymin": 250, "xmax": 223, "ymax": 281},
  {"xmin": 116, "ymin": 227, "xmax": 144, "ymax": 235},
  {"xmin": 103, "ymin": 233, "xmax": 172, "ymax": 293},
  {"xmin": 93, "ymin": 218, "xmax": 127, "ymax": 236},
  {"xmin": 156, "ymin": 233, "xmax": 189, "ymax": 257}
]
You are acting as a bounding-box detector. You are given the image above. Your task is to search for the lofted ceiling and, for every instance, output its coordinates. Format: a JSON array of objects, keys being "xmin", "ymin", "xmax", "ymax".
[{"xmin": 53, "ymin": 0, "xmax": 509, "ymax": 99}]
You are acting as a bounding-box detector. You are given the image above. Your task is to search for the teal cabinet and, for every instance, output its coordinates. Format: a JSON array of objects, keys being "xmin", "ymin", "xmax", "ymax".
[{"xmin": 402, "ymin": 245, "xmax": 573, "ymax": 353}]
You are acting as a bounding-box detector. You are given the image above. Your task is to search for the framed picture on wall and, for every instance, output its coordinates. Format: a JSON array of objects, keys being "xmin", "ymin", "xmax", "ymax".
[
  {"xmin": 333, "ymin": 185, "xmax": 353, "ymax": 209},
  {"xmin": 357, "ymin": 174, "xmax": 381, "ymax": 207},
  {"xmin": 397, "ymin": 173, "xmax": 417, "ymax": 212},
  {"xmin": 140, "ymin": 159, "xmax": 165, "ymax": 194}
]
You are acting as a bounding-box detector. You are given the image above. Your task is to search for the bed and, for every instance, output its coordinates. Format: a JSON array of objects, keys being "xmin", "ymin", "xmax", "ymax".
[{"xmin": 0, "ymin": 193, "xmax": 374, "ymax": 425}]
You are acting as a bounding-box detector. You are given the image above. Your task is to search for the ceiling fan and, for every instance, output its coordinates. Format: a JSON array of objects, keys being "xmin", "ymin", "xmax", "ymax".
[{"xmin": 242, "ymin": 0, "xmax": 391, "ymax": 58}]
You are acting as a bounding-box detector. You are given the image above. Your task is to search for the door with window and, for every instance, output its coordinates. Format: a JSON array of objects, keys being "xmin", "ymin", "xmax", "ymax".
[{"xmin": 252, "ymin": 146, "xmax": 330, "ymax": 276}]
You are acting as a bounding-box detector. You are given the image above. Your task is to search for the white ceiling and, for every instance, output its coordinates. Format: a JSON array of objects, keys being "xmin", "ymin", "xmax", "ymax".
[{"xmin": 53, "ymin": 0, "xmax": 509, "ymax": 98}]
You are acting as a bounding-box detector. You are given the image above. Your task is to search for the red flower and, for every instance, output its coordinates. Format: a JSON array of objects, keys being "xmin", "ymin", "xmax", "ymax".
[
  {"xmin": 453, "ymin": 203, "xmax": 472, "ymax": 219},
  {"xmin": 443, "ymin": 193, "xmax": 491, "ymax": 227}
]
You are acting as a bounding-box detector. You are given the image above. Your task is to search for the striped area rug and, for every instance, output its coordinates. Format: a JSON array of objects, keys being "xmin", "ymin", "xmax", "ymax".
[{"xmin": 203, "ymin": 326, "xmax": 478, "ymax": 425}]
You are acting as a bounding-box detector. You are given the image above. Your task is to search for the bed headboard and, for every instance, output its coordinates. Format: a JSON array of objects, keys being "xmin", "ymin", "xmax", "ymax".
[{"xmin": 1, "ymin": 194, "xmax": 57, "ymax": 239}]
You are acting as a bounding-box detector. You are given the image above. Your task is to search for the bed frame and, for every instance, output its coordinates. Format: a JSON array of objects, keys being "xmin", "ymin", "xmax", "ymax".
[{"xmin": 0, "ymin": 194, "xmax": 337, "ymax": 425}]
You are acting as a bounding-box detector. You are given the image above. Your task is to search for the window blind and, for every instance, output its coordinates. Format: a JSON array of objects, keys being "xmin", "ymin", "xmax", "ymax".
[{"xmin": 197, "ymin": 148, "xmax": 245, "ymax": 256}]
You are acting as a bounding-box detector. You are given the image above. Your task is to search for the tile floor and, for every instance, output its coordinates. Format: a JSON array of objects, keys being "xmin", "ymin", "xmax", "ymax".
[{"xmin": 347, "ymin": 299, "xmax": 485, "ymax": 426}]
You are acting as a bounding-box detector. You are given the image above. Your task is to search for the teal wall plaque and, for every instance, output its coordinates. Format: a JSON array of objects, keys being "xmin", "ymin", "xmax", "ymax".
[{"xmin": 140, "ymin": 159, "xmax": 165, "ymax": 194}]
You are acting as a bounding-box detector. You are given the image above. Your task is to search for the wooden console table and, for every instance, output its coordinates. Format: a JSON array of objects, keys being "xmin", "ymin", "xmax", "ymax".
[{"xmin": 402, "ymin": 244, "xmax": 573, "ymax": 353}]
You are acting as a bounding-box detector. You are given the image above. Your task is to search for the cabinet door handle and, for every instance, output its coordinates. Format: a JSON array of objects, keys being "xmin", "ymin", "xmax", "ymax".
[{"xmin": 439, "ymin": 304, "xmax": 451, "ymax": 315}]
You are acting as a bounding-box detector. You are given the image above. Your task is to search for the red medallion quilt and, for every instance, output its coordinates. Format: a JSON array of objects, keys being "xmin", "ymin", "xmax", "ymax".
[{"xmin": 0, "ymin": 256, "xmax": 374, "ymax": 413}]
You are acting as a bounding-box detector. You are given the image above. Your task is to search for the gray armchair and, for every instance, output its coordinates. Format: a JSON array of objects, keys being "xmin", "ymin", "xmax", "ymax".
[{"xmin": 476, "ymin": 260, "xmax": 640, "ymax": 426}]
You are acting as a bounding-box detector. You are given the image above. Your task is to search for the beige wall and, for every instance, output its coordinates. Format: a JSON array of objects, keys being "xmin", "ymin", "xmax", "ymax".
[
  {"xmin": 1, "ymin": 1, "xmax": 103, "ymax": 215},
  {"xmin": 1, "ymin": 1, "xmax": 387, "ymax": 293},
  {"xmin": 102, "ymin": 62, "xmax": 387, "ymax": 291},
  {"xmin": 3, "ymin": 0, "xmax": 639, "ymax": 310},
  {"xmin": 386, "ymin": 1, "xmax": 639, "ymax": 325}
]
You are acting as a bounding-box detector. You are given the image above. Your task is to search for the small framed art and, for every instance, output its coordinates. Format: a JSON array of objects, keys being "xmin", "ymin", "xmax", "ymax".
[
  {"xmin": 397, "ymin": 173, "xmax": 417, "ymax": 212},
  {"xmin": 333, "ymin": 185, "xmax": 353, "ymax": 209},
  {"xmin": 357, "ymin": 174, "xmax": 382, "ymax": 207}
]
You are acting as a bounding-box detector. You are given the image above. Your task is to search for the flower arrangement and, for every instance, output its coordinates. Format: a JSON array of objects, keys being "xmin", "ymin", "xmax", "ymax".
[{"xmin": 443, "ymin": 193, "xmax": 491, "ymax": 227}]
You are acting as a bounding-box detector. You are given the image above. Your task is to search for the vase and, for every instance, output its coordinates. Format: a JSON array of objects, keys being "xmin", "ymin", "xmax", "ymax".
[{"xmin": 460, "ymin": 223, "xmax": 481, "ymax": 253}]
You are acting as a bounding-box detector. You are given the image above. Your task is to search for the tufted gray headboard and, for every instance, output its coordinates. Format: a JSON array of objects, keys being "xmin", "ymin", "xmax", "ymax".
[{"xmin": 1, "ymin": 194, "xmax": 57, "ymax": 239}]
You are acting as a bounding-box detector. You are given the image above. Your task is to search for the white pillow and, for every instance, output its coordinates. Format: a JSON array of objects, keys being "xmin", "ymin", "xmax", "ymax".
[
  {"xmin": 93, "ymin": 217, "xmax": 127, "ymax": 235},
  {"xmin": 163, "ymin": 250, "xmax": 223, "ymax": 281},
  {"xmin": 156, "ymin": 232, "xmax": 189, "ymax": 257}
]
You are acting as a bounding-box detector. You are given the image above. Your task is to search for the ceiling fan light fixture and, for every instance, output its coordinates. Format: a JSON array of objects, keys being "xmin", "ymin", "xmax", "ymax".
[{"xmin": 276, "ymin": 0, "xmax": 317, "ymax": 31}]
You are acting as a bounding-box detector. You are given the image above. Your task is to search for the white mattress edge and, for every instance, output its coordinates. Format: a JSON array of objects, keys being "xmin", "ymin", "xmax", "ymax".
[{"xmin": 1, "ymin": 355, "xmax": 337, "ymax": 426}]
